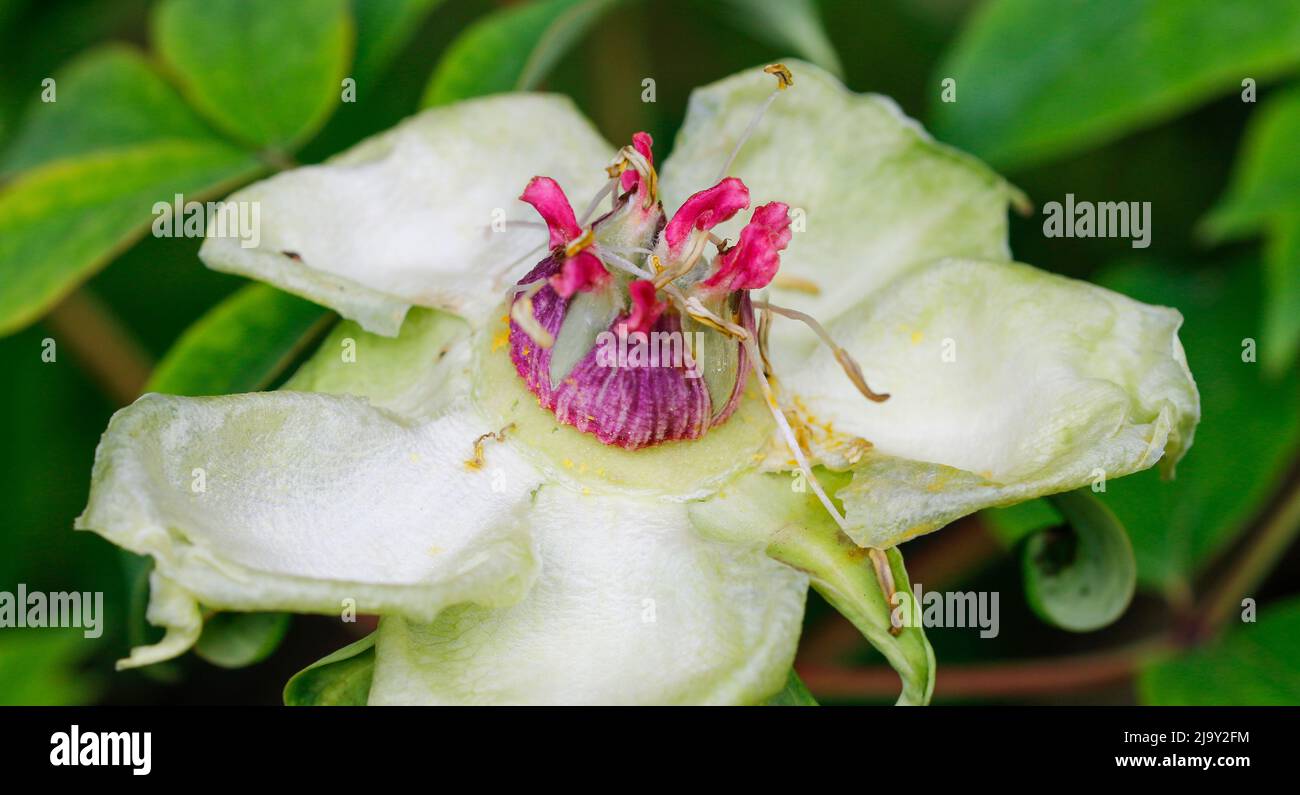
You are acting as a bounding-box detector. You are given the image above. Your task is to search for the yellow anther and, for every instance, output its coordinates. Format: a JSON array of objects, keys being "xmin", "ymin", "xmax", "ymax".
[
  {"xmin": 510, "ymin": 281, "xmax": 555, "ymax": 349},
  {"xmin": 465, "ymin": 423, "xmax": 515, "ymax": 469},
  {"xmin": 764, "ymin": 63, "xmax": 794, "ymax": 90},
  {"xmin": 564, "ymin": 227, "xmax": 595, "ymax": 258},
  {"xmin": 607, "ymin": 144, "xmax": 659, "ymax": 209},
  {"xmin": 771, "ymin": 274, "xmax": 821, "ymax": 294}
]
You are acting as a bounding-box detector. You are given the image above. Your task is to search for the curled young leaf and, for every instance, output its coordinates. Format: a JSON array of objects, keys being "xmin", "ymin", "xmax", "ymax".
[{"xmin": 1022, "ymin": 489, "xmax": 1136, "ymax": 633}]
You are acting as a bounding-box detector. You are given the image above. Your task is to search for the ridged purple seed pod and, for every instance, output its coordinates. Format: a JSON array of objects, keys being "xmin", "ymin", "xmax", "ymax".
[{"xmin": 509, "ymin": 258, "xmax": 751, "ymax": 450}]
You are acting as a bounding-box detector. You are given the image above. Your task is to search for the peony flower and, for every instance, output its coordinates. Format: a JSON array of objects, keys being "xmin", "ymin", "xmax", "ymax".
[{"xmin": 75, "ymin": 62, "xmax": 1199, "ymax": 705}]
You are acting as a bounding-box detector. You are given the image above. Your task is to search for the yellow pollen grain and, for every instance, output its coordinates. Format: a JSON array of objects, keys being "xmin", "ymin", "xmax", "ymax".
[
  {"xmin": 428, "ymin": 545, "xmax": 443, "ymax": 556},
  {"xmin": 911, "ymin": 330, "xmax": 924, "ymax": 344},
  {"xmin": 925, "ymin": 471, "xmax": 954, "ymax": 492},
  {"xmin": 563, "ymin": 458, "xmax": 574, "ymax": 469},
  {"xmin": 522, "ymin": 346, "xmax": 531, "ymax": 356},
  {"xmin": 408, "ymin": 452, "xmax": 422, "ymax": 464},
  {"xmin": 492, "ymin": 330, "xmax": 510, "ymax": 352}
]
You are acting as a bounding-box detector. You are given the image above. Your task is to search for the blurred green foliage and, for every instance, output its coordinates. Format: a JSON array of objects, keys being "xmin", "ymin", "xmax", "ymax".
[
  {"xmin": 1, "ymin": 0, "xmax": 1298, "ymax": 705},
  {"xmin": 1099, "ymin": 259, "xmax": 1300, "ymax": 595},
  {"xmin": 932, "ymin": 0, "xmax": 1300, "ymax": 169},
  {"xmin": 1141, "ymin": 597, "xmax": 1300, "ymax": 705},
  {"xmin": 423, "ymin": 0, "xmax": 621, "ymax": 107}
]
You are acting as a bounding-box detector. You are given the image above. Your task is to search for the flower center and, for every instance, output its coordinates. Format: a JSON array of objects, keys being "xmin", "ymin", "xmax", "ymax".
[{"xmin": 503, "ymin": 64, "xmax": 888, "ymax": 531}]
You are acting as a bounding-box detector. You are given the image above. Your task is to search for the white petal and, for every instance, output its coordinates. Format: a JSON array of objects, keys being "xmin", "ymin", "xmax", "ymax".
[
  {"xmin": 75, "ymin": 391, "xmax": 545, "ymax": 666},
  {"xmin": 783, "ymin": 259, "xmax": 1200, "ymax": 548},
  {"xmin": 659, "ymin": 60, "xmax": 1021, "ymax": 365},
  {"xmin": 368, "ymin": 486, "xmax": 808, "ymax": 705},
  {"xmin": 199, "ymin": 94, "xmax": 612, "ymax": 335}
]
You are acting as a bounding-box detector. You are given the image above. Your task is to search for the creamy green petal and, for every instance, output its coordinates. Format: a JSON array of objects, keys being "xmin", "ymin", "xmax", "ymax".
[
  {"xmin": 781, "ymin": 259, "xmax": 1200, "ymax": 548},
  {"xmin": 284, "ymin": 308, "xmax": 472, "ymax": 422},
  {"xmin": 368, "ymin": 485, "xmax": 808, "ymax": 705},
  {"xmin": 659, "ymin": 60, "xmax": 1021, "ymax": 366},
  {"xmin": 75, "ymin": 392, "xmax": 545, "ymax": 666},
  {"xmin": 123, "ymin": 571, "xmax": 202, "ymax": 670},
  {"xmin": 199, "ymin": 94, "xmax": 612, "ymax": 335}
]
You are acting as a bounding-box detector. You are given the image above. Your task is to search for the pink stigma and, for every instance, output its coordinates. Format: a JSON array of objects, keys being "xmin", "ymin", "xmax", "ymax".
[
  {"xmin": 620, "ymin": 131, "xmax": 655, "ymax": 194},
  {"xmin": 549, "ymin": 250, "xmax": 611, "ymax": 298},
  {"xmin": 625, "ymin": 279, "xmax": 666, "ymax": 335},
  {"xmin": 521, "ymin": 176, "xmax": 582, "ymax": 248},
  {"xmin": 663, "ymin": 178, "xmax": 750, "ymax": 252},
  {"xmin": 702, "ymin": 202, "xmax": 791, "ymax": 293}
]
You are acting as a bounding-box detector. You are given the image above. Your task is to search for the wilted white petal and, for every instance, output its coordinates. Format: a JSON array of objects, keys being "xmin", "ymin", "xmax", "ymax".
[
  {"xmin": 76, "ymin": 392, "xmax": 544, "ymax": 666},
  {"xmin": 368, "ymin": 486, "xmax": 808, "ymax": 705},
  {"xmin": 782, "ymin": 259, "xmax": 1199, "ymax": 548},
  {"xmin": 659, "ymin": 60, "xmax": 1020, "ymax": 366},
  {"xmin": 200, "ymin": 94, "xmax": 612, "ymax": 335}
]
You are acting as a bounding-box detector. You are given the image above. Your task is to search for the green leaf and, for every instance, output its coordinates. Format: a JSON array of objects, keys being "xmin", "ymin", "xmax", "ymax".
[
  {"xmin": 0, "ymin": 37, "xmax": 268, "ymax": 336},
  {"xmin": 147, "ymin": 283, "xmax": 333, "ymax": 396},
  {"xmin": 0, "ymin": 0, "xmax": 151, "ymax": 149},
  {"xmin": 1260, "ymin": 214, "xmax": 1300, "ymax": 375},
  {"xmin": 933, "ymin": 0, "xmax": 1300, "ymax": 169},
  {"xmin": 1, "ymin": 45, "xmax": 221, "ymax": 176},
  {"xmin": 1201, "ymin": 91, "xmax": 1300, "ymax": 373},
  {"xmin": 1140, "ymin": 597, "xmax": 1300, "ymax": 705},
  {"xmin": 195, "ymin": 612, "xmax": 291, "ymax": 669},
  {"xmin": 690, "ymin": 470, "xmax": 935, "ymax": 706},
  {"xmin": 1203, "ymin": 89, "xmax": 1300, "ymax": 239},
  {"xmin": 763, "ymin": 669, "xmax": 819, "ymax": 706},
  {"xmin": 421, "ymin": 0, "xmax": 620, "ymax": 108},
  {"xmin": 152, "ymin": 0, "xmax": 353, "ymax": 150},
  {"xmin": 284, "ymin": 633, "xmax": 375, "ymax": 706},
  {"xmin": 351, "ymin": 0, "xmax": 446, "ymax": 87},
  {"xmin": 1099, "ymin": 260, "xmax": 1300, "ymax": 594},
  {"xmin": 700, "ymin": 0, "xmax": 843, "ymax": 78},
  {"xmin": 0, "ymin": 628, "xmax": 101, "ymax": 706},
  {"xmin": 1021, "ymin": 490, "xmax": 1136, "ymax": 632},
  {"xmin": 0, "ymin": 141, "xmax": 261, "ymax": 336}
]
